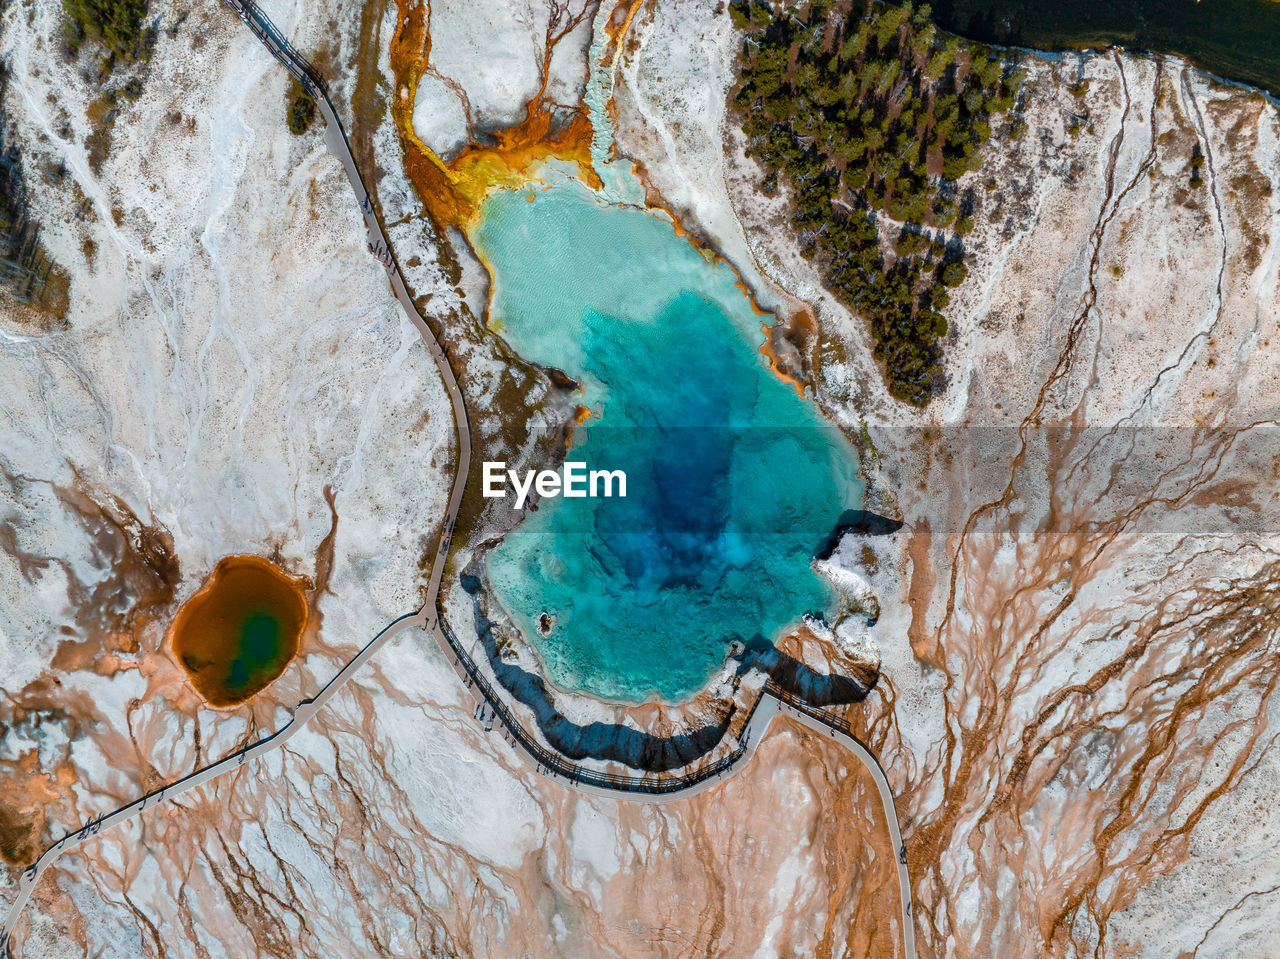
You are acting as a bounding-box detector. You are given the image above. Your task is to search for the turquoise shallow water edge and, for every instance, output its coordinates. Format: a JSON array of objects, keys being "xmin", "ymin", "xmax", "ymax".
[{"xmin": 476, "ymin": 175, "xmax": 864, "ymax": 703}]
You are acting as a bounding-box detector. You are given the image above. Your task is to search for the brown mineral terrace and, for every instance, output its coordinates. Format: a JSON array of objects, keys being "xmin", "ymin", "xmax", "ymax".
[{"xmin": 0, "ymin": 3, "xmax": 915, "ymax": 956}]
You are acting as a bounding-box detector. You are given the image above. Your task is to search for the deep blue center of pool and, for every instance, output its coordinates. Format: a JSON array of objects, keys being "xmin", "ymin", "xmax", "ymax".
[{"xmin": 476, "ymin": 176, "xmax": 863, "ymax": 703}]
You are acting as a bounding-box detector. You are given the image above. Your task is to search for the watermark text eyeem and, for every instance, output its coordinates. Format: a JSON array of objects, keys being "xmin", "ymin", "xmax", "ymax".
[{"xmin": 483, "ymin": 461, "xmax": 627, "ymax": 510}]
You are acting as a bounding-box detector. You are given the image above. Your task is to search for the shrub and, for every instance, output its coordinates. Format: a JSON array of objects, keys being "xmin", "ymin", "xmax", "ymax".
[
  {"xmin": 897, "ymin": 231, "xmax": 928, "ymax": 256},
  {"xmin": 940, "ymin": 261, "xmax": 968, "ymax": 286},
  {"xmin": 287, "ymin": 78, "xmax": 316, "ymax": 135},
  {"xmin": 63, "ymin": 0, "xmax": 149, "ymax": 61}
]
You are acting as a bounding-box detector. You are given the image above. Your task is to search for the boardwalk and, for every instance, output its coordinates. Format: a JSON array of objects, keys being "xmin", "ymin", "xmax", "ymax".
[{"xmin": 1, "ymin": 3, "xmax": 916, "ymax": 956}]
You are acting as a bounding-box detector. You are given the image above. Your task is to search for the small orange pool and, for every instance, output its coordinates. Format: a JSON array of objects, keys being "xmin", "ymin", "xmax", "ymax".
[{"xmin": 169, "ymin": 555, "xmax": 308, "ymax": 707}]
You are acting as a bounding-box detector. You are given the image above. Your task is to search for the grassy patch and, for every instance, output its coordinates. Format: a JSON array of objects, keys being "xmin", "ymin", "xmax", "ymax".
[
  {"xmin": 65, "ymin": 0, "xmax": 154, "ymax": 172},
  {"xmin": 83, "ymin": 87, "xmax": 123, "ymax": 173},
  {"xmin": 730, "ymin": 0, "xmax": 1020, "ymax": 405},
  {"xmin": 63, "ymin": 0, "xmax": 151, "ymax": 63},
  {"xmin": 286, "ymin": 76, "xmax": 317, "ymax": 135}
]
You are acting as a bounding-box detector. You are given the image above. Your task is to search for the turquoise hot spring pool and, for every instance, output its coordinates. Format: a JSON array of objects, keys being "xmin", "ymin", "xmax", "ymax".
[{"xmin": 476, "ymin": 175, "xmax": 863, "ymax": 703}]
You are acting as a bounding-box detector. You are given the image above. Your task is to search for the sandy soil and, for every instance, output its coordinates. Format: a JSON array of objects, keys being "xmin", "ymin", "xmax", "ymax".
[
  {"xmin": 613, "ymin": 2, "xmax": 1280, "ymax": 956},
  {"xmin": 5, "ymin": 0, "xmax": 1279, "ymax": 956},
  {"xmin": 0, "ymin": 2, "xmax": 901, "ymax": 957}
]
